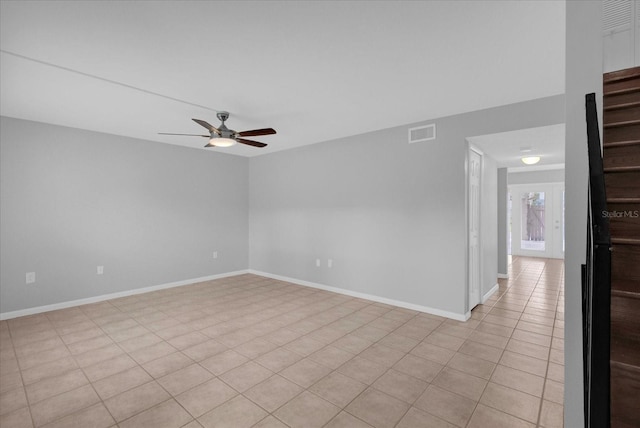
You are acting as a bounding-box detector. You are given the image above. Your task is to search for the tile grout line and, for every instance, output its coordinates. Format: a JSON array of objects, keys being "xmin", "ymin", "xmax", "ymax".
[
  {"xmin": 4, "ymin": 319, "xmax": 36, "ymax": 428},
  {"xmin": 2, "ymin": 259, "xmax": 564, "ymax": 428},
  {"xmin": 462, "ymin": 257, "xmax": 526, "ymax": 427},
  {"xmin": 119, "ymin": 278, "xmax": 409, "ymax": 426},
  {"xmin": 465, "ymin": 258, "xmax": 563, "ymax": 427},
  {"xmin": 316, "ymin": 309, "xmax": 447, "ymax": 427},
  {"xmin": 535, "ymin": 264, "xmax": 564, "ymax": 428}
]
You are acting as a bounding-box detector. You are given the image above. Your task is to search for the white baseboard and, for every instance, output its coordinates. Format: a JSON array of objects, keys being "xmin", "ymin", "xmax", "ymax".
[
  {"xmin": 497, "ymin": 273, "xmax": 509, "ymax": 279},
  {"xmin": 0, "ymin": 270, "xmax": 249, "ymax": 320},
  {"xmin": 2, "ymin": 269, "xmax": 472, "ymax": 322},
  {"xmin": 482, "ymin": 283, "xmax": 500, "ymax": 303},
  {"xmin": 248, "ymin": 270, "xmax": 469, "ymax": 322}
]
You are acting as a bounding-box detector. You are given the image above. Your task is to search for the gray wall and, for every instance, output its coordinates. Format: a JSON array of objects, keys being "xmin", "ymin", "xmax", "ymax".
[
  {"xmin": 249, "ymin": 95, "xmax": 564, "ymax": 318},
  {"xmin": 565, "ymin": 2, "xmax": 602, "ymax": 427},
  {"xmin": 508, "ymin": 168, "xmax": 564, "ymax": 185},
  {"xmin": 481, "ymin": 155, "xmax": 498, "ymax": 297},
  {"xmin": 497, "ymin": 168, "xmax": 508, "ymax": 276},
  {"xmin": 0, "ymin": 117, "xmax": 249, "ymax": 314}
]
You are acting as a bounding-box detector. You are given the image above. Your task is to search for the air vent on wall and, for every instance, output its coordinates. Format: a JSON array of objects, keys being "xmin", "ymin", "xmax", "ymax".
[
  {"xmin": 408, "ymin": 124, "xmax": 436, "ymax": 144},
  {"xmin": 603, "ymin": 0, "xmax": 632, "ymax": 32}
]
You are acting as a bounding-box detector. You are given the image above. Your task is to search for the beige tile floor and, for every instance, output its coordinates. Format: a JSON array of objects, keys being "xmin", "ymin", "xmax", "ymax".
[{"xmin": 0, "ymin": 256, "xmax": 564, "ymax": 428}]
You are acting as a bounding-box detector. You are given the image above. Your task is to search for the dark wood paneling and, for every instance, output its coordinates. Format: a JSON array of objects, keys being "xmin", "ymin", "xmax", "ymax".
[
  {"xmin": 610, "ymin": 362, "xmax": 640, "ymax": 428},
  {"xmin": 611, "ymin": 295, "xmax": 640, "ymax": 367},
  {"xmin": 605, "ymin": 171, "xmax": 640, "ymax": 199},
  {"xmin": 604, "ymin": 123, "xmax": 640, "ymax": 143},
  {"xmin": 611, "ymin": 244, "xmax": 640, "ymax": 282},
  {"xmin": 604, "ymin": 142, "xmax": 640, "ymax": 169},
  {"xmin": 604, "ymin": 67, "xmax": 640, "ymax": 83},
  {"xmin": 605, "ymin": 88, "xmax": 640, "ymax": 109},
  {"xmin": 604, "ymin": 77, "xmax": 640, "ymax": 93},
  {"xmin": 604, "ymin": 102, "xmax": 640, "ymax": 124},
  {"xmin": 612, "ymin": 279, "xmax": 640, "ymax": 295},
  {"xmin": 607, "ymin": 201, "xmax": 640, "ymax": 239},
  {"xmin": 611, "ymin": 337, "xmax": 640, "ymax": 367},
  {"xmin": 604, "ymin": 67, "xmax": 640, "ymax": 90},
  {"xmin": 605, "ymin": 66, "xmax": 640, "ymax": 428}
]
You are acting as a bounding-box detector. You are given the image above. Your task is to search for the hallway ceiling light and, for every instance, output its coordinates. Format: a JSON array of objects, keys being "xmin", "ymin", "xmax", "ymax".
[{"xmin": 521, "ymin": 156, "xmax": 541, "ymax": 165}]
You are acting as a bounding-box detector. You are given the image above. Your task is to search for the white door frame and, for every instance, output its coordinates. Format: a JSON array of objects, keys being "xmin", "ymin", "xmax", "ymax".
[
  {"xmin": 509, "ymin": 182, "xmax": 564, "ymax": 259},
  {"xmin": 467, "ymin": 145, "xmax": 483, "ymax": 311}
]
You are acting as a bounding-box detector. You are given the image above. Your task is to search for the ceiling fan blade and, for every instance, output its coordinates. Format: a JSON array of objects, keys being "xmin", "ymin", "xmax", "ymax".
[
  {"xmin": 192, "ymin": 118, "xmax": 220, "ymax": 135},
  {"xmin": 237, "ymin": 128, "xmax": 276, "ymax": 137},
  {"xmin": 237, "ymin": 138, "xmax": 267, "ymax": 148},
  {"xmin": 159, "ymin": 133, "xmax": 209, "ymax": 137}
]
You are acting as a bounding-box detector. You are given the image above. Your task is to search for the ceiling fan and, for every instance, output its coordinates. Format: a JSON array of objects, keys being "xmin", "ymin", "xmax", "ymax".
[{"xmin": 159, "ymin": 111, "xmax": 275, "ymax": 148}]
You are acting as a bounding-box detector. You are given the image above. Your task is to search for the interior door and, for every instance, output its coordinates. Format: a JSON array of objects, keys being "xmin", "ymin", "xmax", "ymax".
[{"xmin": 468, "ymin": 148, "xmax": 482, "ymax": 309}]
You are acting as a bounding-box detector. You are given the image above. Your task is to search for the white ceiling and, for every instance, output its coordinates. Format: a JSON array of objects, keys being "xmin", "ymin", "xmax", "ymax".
[
  {"xmin": 468, "ymin": 124, "xmax": 565, "ymax": 169},
  {"xmin": 0, "ymin": 1, "xmax": 566, "ymax": 157}
]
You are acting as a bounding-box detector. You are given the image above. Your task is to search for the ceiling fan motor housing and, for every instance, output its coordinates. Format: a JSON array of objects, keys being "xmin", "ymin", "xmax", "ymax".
[
  {"xmin": 217, "ymin": 111, "xmax": 230, "ymax": 123},
  {"xmin": 215, "ymin": 112, "xmax": 235, "ymax": 138}
]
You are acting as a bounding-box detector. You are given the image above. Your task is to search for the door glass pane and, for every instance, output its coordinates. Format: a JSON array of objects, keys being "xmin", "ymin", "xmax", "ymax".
[
  {"xmin": 562, "ymin": 191, "xmax": 565, "ymax": 253},
  {"xmin": 507, "ymin": 192, "xmax": 512, "ymax": 255},
  {"xmin": 521, "ymin": 192, "xmax": 545, "ymax": 251}
]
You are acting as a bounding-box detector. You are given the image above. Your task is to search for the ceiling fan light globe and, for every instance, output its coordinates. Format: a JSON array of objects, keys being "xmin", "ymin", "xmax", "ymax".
[
  {"xmin": 210, "ymin": 137, "xmax": 236, "ymax": 148},
  {"xmin": 521, "ymin": 156, "xmax": 541, "ymax": 165}
]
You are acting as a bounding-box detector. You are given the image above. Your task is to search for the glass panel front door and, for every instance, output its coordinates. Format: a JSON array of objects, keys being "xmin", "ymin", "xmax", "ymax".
[
  {"xmin": 509, "ymin": 183, "xmax": 564, "ymax": 259},
  {"xmin": 520, "ymin": 192, "xmax": 546, "ymax": 251}
]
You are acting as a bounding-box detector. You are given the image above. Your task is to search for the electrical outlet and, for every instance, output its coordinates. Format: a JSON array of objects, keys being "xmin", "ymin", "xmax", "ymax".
[
  {"xmin": 97, "ymin": 266, "xmax": 104, "ymax": 275},
  {"xmin": 213, "ymin": 251, "xmax": 218, "ymax": 259},
  {"xmin": 26, "ymin": 272, "xmax": 36, "ymax": 284},
  {"xmin": 328, "ymin": 259, "xmax": 333, "ymax": 268},
  {"xmin": 315, "ymin": 259, "xmax": 321, "ymax": 267}
]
